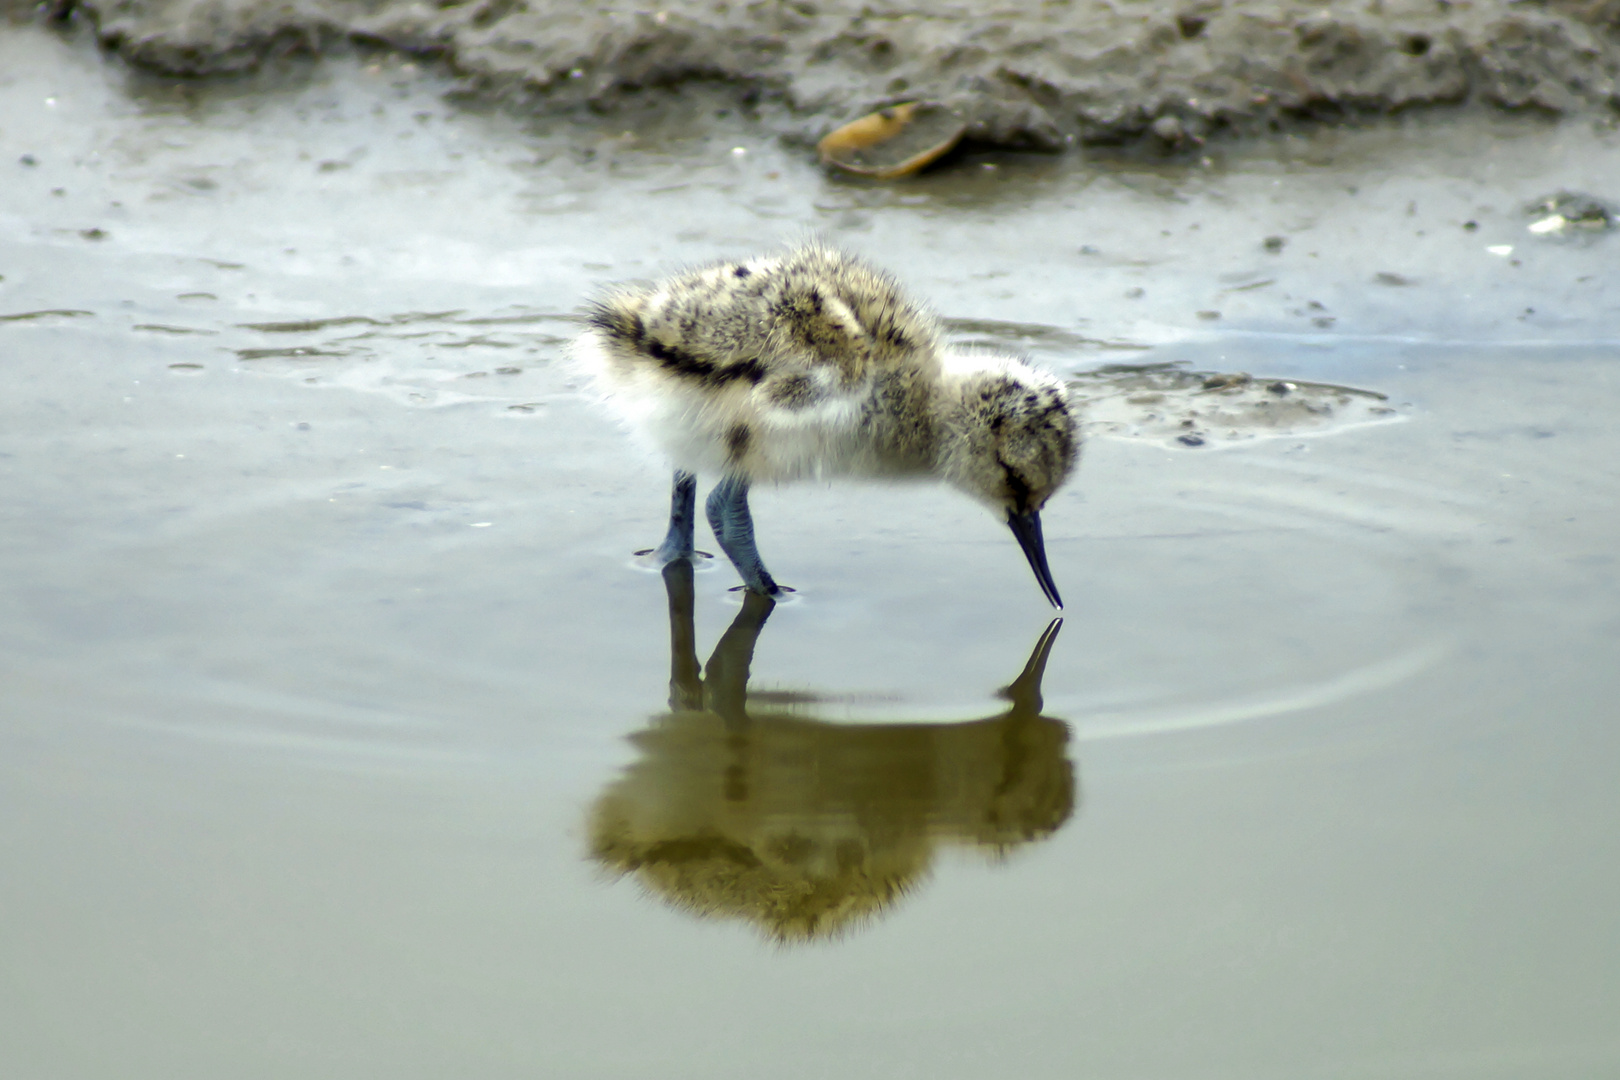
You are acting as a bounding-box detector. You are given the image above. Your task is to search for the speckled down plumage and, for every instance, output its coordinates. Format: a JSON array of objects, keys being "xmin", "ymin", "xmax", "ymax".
[{"xmin": 574, "ymin": 243, "xmax": 1078, "ymax": 510}]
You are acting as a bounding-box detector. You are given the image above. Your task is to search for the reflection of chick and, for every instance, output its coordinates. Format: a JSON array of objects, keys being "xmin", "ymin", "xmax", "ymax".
[
  {"xmin": 587, "ymin": 561, "xmax": 1076, "ymax": 942},
  {"xmin": 574, "ymin": 243, "xmax": 1078, "ymax": 606}
]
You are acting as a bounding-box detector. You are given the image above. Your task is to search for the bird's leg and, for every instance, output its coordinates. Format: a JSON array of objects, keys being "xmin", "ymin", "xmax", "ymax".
[
  {"xmin": 644, "ymin": 469, "xmax": 698, "ymax": 563},
  {"xmin": 705, "ymin": 474, "xmax": 782, "ymax": 596}
]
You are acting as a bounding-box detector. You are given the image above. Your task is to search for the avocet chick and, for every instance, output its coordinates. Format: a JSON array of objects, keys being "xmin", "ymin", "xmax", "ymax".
[{"xmin": 573, "ymin": 243, "xmax": 1079, "ymax": 607}]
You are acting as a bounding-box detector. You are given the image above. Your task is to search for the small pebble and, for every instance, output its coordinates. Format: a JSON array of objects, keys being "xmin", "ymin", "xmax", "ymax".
[{"xmin": 1152, "ymin": 115, "xmax": 1184, "ymax": 142}]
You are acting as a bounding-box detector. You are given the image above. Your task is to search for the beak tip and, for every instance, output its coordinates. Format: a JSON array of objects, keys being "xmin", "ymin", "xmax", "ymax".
[{"xmin": 1008, "ymin": 509, "xmax": 1065, "ymax": 612}]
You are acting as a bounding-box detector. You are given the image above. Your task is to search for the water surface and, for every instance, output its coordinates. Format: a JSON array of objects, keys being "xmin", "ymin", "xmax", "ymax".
[{"xmin": 3, "ymin": 29, "xmax": 1619, "ymax": 1080}]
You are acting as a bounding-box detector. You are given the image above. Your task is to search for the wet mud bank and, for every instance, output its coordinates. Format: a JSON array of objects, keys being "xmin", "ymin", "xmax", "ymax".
[{"xmin": 15, "ymin": 0, "xmax": 1620, "ymax": 149}]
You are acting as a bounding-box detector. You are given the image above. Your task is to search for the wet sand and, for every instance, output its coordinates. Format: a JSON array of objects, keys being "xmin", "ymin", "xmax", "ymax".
[{"xmin": 3, "ymin": 22, "xmax": 1620, "ymax": 1080}]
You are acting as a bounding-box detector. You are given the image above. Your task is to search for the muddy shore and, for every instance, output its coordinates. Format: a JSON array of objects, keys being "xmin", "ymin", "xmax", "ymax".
[{"xmin": 11, "ymin": 0, "xmax": 1620, "ymax": 149}]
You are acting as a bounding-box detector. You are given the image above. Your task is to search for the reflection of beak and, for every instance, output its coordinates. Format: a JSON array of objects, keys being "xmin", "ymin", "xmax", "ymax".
[
  {"xmin": 1007, "ymin": 509, "xmax": 1063, "ymax": 610},
  {"xmin": 999, "ymin": 617, "xmax": 1063, "ymax": 713}
]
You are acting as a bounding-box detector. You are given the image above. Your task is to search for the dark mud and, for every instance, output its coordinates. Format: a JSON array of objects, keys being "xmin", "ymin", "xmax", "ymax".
[{"xmin": 14, "ymin": 0, "xmax": 1620, "ymax": 149}]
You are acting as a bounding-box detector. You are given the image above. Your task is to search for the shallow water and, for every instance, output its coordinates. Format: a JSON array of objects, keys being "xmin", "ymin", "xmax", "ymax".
[{"xmin": 3, "ymin": 29, "xmax": 1619, "ymax": 1079}]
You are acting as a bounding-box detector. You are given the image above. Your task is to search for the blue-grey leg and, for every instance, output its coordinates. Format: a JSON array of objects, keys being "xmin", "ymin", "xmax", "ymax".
[
  {"xmin": 705, "ymin": 474, "xmax": 782, "ymax": 596},
  {"xmin": 639, "ymin": 469, "xmax": 698, "ymax": 562}
]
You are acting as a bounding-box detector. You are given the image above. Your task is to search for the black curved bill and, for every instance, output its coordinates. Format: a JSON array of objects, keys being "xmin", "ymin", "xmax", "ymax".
[{"xmin": 1007, "ymin": 509, "xmax": 1063, "ymax": 610}]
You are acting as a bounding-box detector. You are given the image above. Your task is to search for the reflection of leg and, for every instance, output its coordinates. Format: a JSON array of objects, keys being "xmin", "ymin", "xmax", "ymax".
[
  {"xmin": 662, "ymin": 559, "xmax": 702, "ymax": 712},
  {"xmin": 705, "ymin": 474, "xmax": 781, "ymax": 596},
  {"xmin": 705, "ymin": 588, "xmax": 775, "ymax": 727},
  {"xmin": 645, "ymin": 470, "xmax": 698, "ymax": 563}
]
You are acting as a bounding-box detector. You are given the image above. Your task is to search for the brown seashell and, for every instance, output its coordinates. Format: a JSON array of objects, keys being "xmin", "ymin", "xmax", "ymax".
[{"xmin": 816, "ymin": 102, "xmax": 967, "ymax": 180}]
